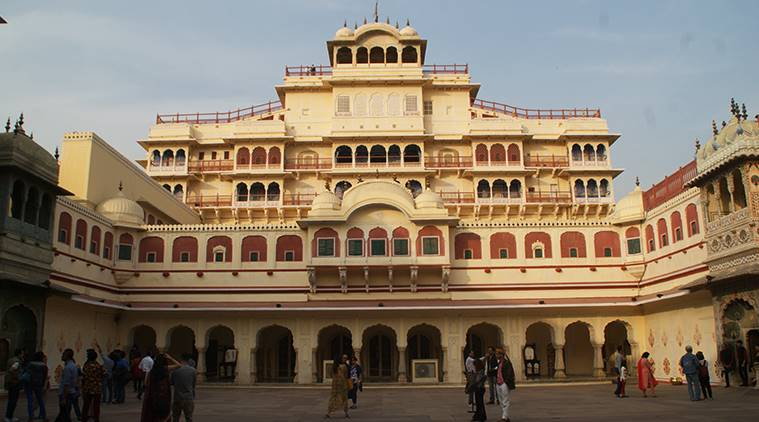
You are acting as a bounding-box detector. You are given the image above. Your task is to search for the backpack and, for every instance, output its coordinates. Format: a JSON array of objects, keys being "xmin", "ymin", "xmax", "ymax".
[{"xmin": 681, "ymin": 354, "xmax": 698, "ymax": 374}]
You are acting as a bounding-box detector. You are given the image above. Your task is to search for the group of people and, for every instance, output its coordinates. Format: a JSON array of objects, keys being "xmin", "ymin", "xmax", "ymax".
[
  {"xmin": 464, "ymin": 347, "xmax": 516, "ymax": 422},
  {"xmin": 325, "ymin": 354, "xmax": 363, "ymax": 418},
  {"xmin": 4, "ymin": 343, "xmax": 197, "ymax": 422},
  {"xmin": 719, "ymin": 340, "xmax": 756, "ymax": 388}
]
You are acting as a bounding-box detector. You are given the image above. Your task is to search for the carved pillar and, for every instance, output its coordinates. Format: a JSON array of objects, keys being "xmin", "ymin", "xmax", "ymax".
[
  {"xmin": 629, "ymin": 342, "xmax": 640, "ymax": 378},
  {"xmin": 553, "ymin": 344, "xmax": 567, "ymax": 378},
  {"xmin": 307, "ymin": 267, "xmax": 316, "ymax": 294},
  {"xmin": 339, "ymin": 266, "xmax": 348, "ymax": 294},
  {"xmin": 441, "ymin": 266, "xmax": 450, "ymax": 293},
  {"xmin": 196, "ymin": 347, "xmax": 207, "ymax": 383},
  {"xmin": 592, "ymin": 343, "xmax": 606, "ymax": 377},
  {"xmin": 353, "ymin": 347, "xmax": 362, "ymax": 362},
  {"xmin": 249, "ymin": 347, "xmax": 257, "ymax": 384},
  {"xmin": 398, "ymin": 347, "xmax": 407, "ymax": 383},
  {"xmin": 410, "ymin": 266, "xmax": 418, "ymax": 293},
  {"xmin": 236, "ymin": 347, "xmax": 251, "ymax": 385},
  {"xmin": 726, "ymin": 175, "xmax": 736, "ymax": 213},
  {"xmin": 312, "ymin": 348, "xmax": 319, "ymax": 383},
  {"xmin": 441, "ymin": 347, "xmax": 448, "ymax": 383}
]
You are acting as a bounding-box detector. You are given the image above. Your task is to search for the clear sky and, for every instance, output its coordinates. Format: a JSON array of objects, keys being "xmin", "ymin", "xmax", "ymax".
[{"xmin": 2, "ymin": 0, "xmax": 758, "ymax": 195}]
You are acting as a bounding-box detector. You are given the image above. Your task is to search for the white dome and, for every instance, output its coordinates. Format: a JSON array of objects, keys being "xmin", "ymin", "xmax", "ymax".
[
  {"xmin": 400, "ymin": 25, "xmax": 418, "ymax": 36},
  {"xmin": 335, "ymin": 26, "xmax": 354, "ymax": 38},
  {"xmin": 311, "ymin": 189, "xmax": 341, "ymax": 211},
  {"xmin": 96, "ymin": 189, "xmax": 145, "ymax": 227},
  {"xmin": 609, "ymin": 186, "xmax": 643, "ymax": 224},
  {"xmin": 414, "ymin": 189, "xmax": 443, "ymax": 209}
]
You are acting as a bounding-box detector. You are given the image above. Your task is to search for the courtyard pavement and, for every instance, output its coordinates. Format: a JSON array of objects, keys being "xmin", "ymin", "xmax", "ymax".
[{"xmin": 2, "ymin": 382, "xmax": 758, "ymax": 421}]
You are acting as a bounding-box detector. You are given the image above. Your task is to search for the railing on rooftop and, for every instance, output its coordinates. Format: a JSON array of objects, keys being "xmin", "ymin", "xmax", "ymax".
[
  {"xmin": 523, "ymin": 155, "xmax": 569, "ymax": 168},
  {"xmin": 438, "ymin": 191, "xmax": 476, "ymax": 204},
  {"xmin": 422, "ymin": 64, "xmax": 468, "ymax": 74},
  {"xmin": 642, "ymin": 160, "xmax": 697, "ymax": 211},
  {"xmin": 185, "ymin": 194, "xmax": 233, "ymax": 208},
  {"xmin": 526, "ymin": 191, "xmax": 573, "ymax": 204},
  {"xmin": 284, "ymin": 158, "xmax": 333, "ymax": 171},
  {"xmin": 155, "ymin": 101, "xmax": 283, "ymax": 125},
  {"xmin": 285, "ymin": 65, "xmax": 333, "ymax": 76},
  {"xmin": 424, "ymin": 156, "xmax": 473, "ymax": 169},
  {"xmin": 471, "ymin": 99, "xmax": 601, "ymax": 119},
  {"xmin": 187, "ymin": 160, "xmax": 234, "ymax": 173},
  {"xmin": 282, "ymin": 193, "xmax": 316, "ymax": 206}
]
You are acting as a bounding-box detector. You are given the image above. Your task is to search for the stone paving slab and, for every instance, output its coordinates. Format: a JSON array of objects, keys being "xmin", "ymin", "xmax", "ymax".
[{"xmin": 2, "ymin": 383, "xmax": 758, "ymax": 421}]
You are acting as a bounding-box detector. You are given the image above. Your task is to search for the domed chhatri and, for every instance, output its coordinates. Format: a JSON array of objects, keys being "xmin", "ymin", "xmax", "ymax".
[
  {"xmin": 696, "ymin": 101, "xmax": 758, "ymax": 164},
  {"xmin": 400, "ymin": 19, "xmax": 418, "ymax": 37},
  {"xmin": 335, "ymin": 21, "xmax": 354, "ymax": 38},
  {"xmin": 310, "ymin": 188, "xmax": 341, "ymax": 211},
  {"xmin": 96, "ymin": 183, "xmax": 145, "ymax": 228},
  {"xmin": 414, "ymin": 189, "xmax": 444, "ymax": 209}
]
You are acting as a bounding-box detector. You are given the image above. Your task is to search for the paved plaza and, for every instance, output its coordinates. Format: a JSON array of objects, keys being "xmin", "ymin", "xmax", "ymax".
[{"xmin": 2, "ymin": 383, "xmax": 758, "ymax": 421}]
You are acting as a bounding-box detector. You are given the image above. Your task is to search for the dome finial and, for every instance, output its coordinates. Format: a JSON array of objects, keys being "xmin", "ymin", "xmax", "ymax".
[
  {"xmin": 363, "ymin": 16, "xmax": 367, "ymax": 25},
  {"xmin": 386, "ymin": 16, "xmax": 390, "ymax": 25},
  {"xmin": 4, "ymin": 117, "xmax": 9, "ymax": 133},
  {"xmin": 395, "ymin": 20, "xmax": 399, "ymax": 28},
  {"xmin": 741, "ymin": 103, "xmax": 748, "ymax": 121},
  {"xmin": 730, "ymin": 97, "xmax": 737, "ymax": 116},
  {"xmin": 118, "ymin": 181, "xmax": 123, "ymax": 192},
  {"xmin": 54, "ymin": 147, "xmax": 59, "ymax": 161},
  {"xmin": 324, "ymin": 178, "xmax": 331, "ymax": 191},
  {"xmin": 406, "ymin": 18, "xmax": 410, "ymax": 26},
  {"xmin": 712, "ymin": 120, "xmax": 718, "ymax": 136},
  {"xmin": 424, "ymin": 176, "xmax": 431, "ymax": 189},
  {"xmin": 695, "ymin": 138, "xmax": 700, "ymax": 151},
  {"xmin": 357, "ymin": 174, "xmax": 363, "ymax": 183},
  {"xmin": 635, "ymin": 176, "xmax": 640, "ymax": 187},
  {"xmin": 354, "ymin": 21, "xmax": 357, "ymax": 30},
  {"xmin": 343, "ymin": 19, "xmax": 347, "ymax": 27},
  {"xmin": 373, "ymin": 1, "xmax": 379, "ymax": 23}
]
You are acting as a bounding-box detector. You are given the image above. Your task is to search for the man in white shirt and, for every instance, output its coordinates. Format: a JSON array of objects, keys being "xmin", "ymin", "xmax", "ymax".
[
  {"xmin": 136, "ymin": 351, "xmax": 154, "ymax": 400},
  {"xmin": 465, "ymin": 351, "xmax": 477, "ymax": 405}
]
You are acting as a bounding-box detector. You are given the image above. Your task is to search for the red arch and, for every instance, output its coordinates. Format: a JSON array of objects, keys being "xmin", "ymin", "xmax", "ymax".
[
  {"xmin": 560, "ymin": 231, "xmax": 586, "ymax": 258},
  {"xmin": 685, "ymin": 203, "xmax": 700, "ymax": 236},
  {"xmin": 489, "ymin": 144, "xmax": 506, "ymax": 164},
  {"xmin": 593, "ymin": 231, "xmax": 621, "ymax": 257},
  {"xmin": 268, "ymin": 147, "xmax": 281, "ymax": 165},
  {"xmin": 454, "ymin": 232, "xmax": 481, "ymax": 259},
  {"xmin": 416, "ymin": 226, "xmax": 444, "ymax": 256},
  {"xmin": 58, "ymin": 212, "xmax": 72, "ymax": 244},
  {"xmin": 276, "ymin": 235, "xmax": 302, "ymax": 261},
  {"xmin": 103, "ymin": 232, "xmax": 113, "ymax": 259},
  {"xmin": 625, "ymin": 227, "xmax": 640, "ymax": 238},
  {"xmin": 670, "ymin": 211, "xmax": 683, "ymax": 242},
  {"xmin": 490, "ymin": 232, "xmax": 516, "ymax": 259},
  {"xmin": 312, "ymin": 228, "xmax": 340, "ymax": 257},
  {"xmin": 90, "ymin": 225, "xmax": 101, "ymax": 255},
  {"xmin": 75, "ymin": 219, "xmax": 88, "ymax": 250},
  {"xmin": 475, "ymin": 144, "xmax": 488, "ymax": 164},
  {"xmin": 507, "ymin": 143, "xmax": 520, "ymax": 164},
  {"xmin": 241, "ymin": 235, "xmax": 267, "ymax": 262},
  {"xmin": 251, "ymin": 147, "xmax": 267, "ymax": 165},
  {"xmin": 172, "ymin": 236, "xmax": 198, "ymax": 262},
  {"xmin": 645, "ymin": 224, "xmax": 655, "ymax": 252},
  {"xmin": 347, "ymin": 228, "xmax": 364, "ymax": 238},
  {"xmin": 656, "ymin": 218, "xmax": 669, "ymax": 248},
  {"xmin": 119, "ymin": 233, "xmax": 133, "ymax": 245},
  {"xmin": 392, "ymin": 227, "xmax": 410, "ymax": 238},
  {"xmin": 206, "ymin": 235, "xmax": 233, "ymax": 262},
  {"xmin": 525, "ymin": 232, "xmax": 552, "ymax": 258},
  {"xmin": 368, "ymin": 227, "xmax": 387, "ymax": 238},
  {"xmin": 236, "ymin": 147, "xmax": 250, "ymax": 165},
  {"xmin": 138, "ymin": 236, "xmax": 164, "ymax": 262}
]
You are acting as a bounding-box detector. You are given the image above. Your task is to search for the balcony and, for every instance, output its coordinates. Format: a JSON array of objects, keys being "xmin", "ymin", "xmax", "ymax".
[
  {"xmin": 524, "ymin": 155, "xmax": 569, "ymax": 168},
  {"xmin": 471, "ymin": 99, "xmax": 601, "ymax": 119},
  {"xmin": 284, "ymin": 64, "xmax": 469, "ymax": 77},
  {"xmin": 147, "ymin": 162, "xmax": 187, "ymax": 175},
  {"xmin": 234, "ymin": 162, "xmax": 283, "ymax": 173},
  {"xmin": 155, "ymin": 101, "xmax": 283, "ymax": 125},
  {"xmin": 571, "ymin": 155, "xmax": 609, "ymax": 167},
  {"xmin": 188, "ymin": 160, "xmax": 234, "ymax": 173},
  {"xmin": 424, "ymin": 156, "xmax": 473, "ymax": 169},
  {"xmin": 574, "ymin": 195, "xmax": 613, "ymax": 204},
  {"xmin": 333, "ymin": 157, "xmax": 423, "ymax": 170},
  {"xmin": 284, "ymin": 158, "xmax": 333, "ymax": 171},
  {"xmin": 438, "ymin": 191, "xmax": 475, "ymax": 204},
  {"xmin": 476, "ymin": 196, "xmax": 523, "ymax": 205},
  {"xmin": 422, "ymin": 64, "xmax": 468, "ymax": 74},
  {"xmin": 185, "ymin": 194, "xmax": 233, "ymax": 208},
  {"xmin": 282, "ymin": 193, "xmax": 316, "ymax": 207},
  {"xmin": 285, "ymin": 65, "xmax": 333, "ymax": 77},
  {"xmin": 234, "ymin": 197, "xmax": 282, "ymax": 208},
  {"xmin": 525, "ymin": 191, "xmax": 572, "ymax": 204}
]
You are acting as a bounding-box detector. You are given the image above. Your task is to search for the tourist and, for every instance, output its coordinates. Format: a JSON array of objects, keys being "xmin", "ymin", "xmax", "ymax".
[
  {"xmin": 56, "ymin": 348, "xmax": 79, "ymax": 422},
  {"xmin": 112, "ymin": 351, "xmax": 130, "ymax": 404},
  {"xmin": 616, "ymin": 362, "xmax": 628, "ymax": 398},
  {"xmin": 94, "ymin": 343, "xmax": 114, "ymax": 404},
  {"xmin": 133, "ymin": 351, "xmax": 146, "ymax": 400},
  {"xmin": 25, "ymin": 351, "xmax": 48, "ymax": 422},
  {"xmin": 140, "ymin": 354, "xmax": 174, "ymax": 422},
  {"xmin": 485, "ymin": 347, "xmax": 498, "ymax": 405},
  {"xmin": 494, "ymin": 348, "xmax": 515, "ymax": 422},
  {"xmin": 170, "ymin": 353, "xmax": 197, "ymax": 422},
  {"xmin": 466, "ymin": 358, "xmax": 487, "ymax": 422},
  {"xmin": 81, "ymin": 349, "xmax": 106, "ymax": 422},
  {"xmin": 719, "ymin": 343, "xmax": 734, "ymax": 387},
  {"xmin": 347, "ymin": 355, "xmax": 362, "ymax": 409},
  {"xmin": 4, "ymin": 348, "xmax": 25, "ymax": 422},
  {"xmin": 636, "ymin": 352, "xmax": 658, "ymax": 397},
  {"xmin": 324, "ymin": 355, "xmax": 350, "ymax": 418},
  {"xmin": 680, "ymin": 345, "xmax": 701, "ymax": 401},
  {"xmin": 696, "ymin": 351, "xmax": 712, "ymax": 399},
  {"xmin": 465, "ymin": 351, "xmax": 477, "ymax": 406},
  {"xmin": 736, "ymin": 340, "xmax": 749, "ymax": 386}
]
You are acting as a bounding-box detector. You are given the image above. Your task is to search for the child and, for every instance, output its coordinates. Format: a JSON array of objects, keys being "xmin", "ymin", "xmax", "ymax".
[{"xmin": 617, "ymin": 363, "xmax": 628, "ymax": 398}]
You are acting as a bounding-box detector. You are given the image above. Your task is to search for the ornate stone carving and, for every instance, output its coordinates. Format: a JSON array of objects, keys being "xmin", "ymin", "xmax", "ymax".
[
  {"xmin": 339, "ymin": 266, "xmax": 347, "ymax": 294},
  {"xmin": 441, "ymin": 267, "xmax": 450, "ymax": 293},
  {"xmin": 410, "ymin": 265, "xmax": 418, "ymax": 293},
  {"xmin": 307, "ymin": 267, "xmax": 316, "ymax": 294}
]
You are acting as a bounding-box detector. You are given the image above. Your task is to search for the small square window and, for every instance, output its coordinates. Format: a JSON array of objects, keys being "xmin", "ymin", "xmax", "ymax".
[
  {"xmin": 211, "ymin": 151, "xmax": 218, "ymax": 160},
  {"xmin": 198, "ymin": 152, "xmax": 205, "ymax": 160},
  {"xmin": 118, "ymin": 245, "xmax": 132, "ymax": 261},
  {"xmin": 603, "ymin": 247, "xmax": 612, "ymax": 257},
  {"xmin": 89, "ymin": 241, "xmax": 97, "ymax": 254},
  {"xmin": 422, "ymin": 237, "xmax": 439, "ymax": 255},
  {"xmin": 336, "ymin": 95, "xmax": 351, "ymax": 114},
  {"xmin": 284, "ymin": 250, "xmax": 295, "ymax": 262},
  {"xmin": 569, "ymin": 248, "xmax": 578, "ymax": 258},
  {"xmin": 249, "ymin": 251, "xmax": 259, "ymax": 262},
  {"xmin": 534, "ymin": 248, "xmax": 544, "ymax": 258},
  {"xmin": 348, "ymin": 239, "xmax": 363, "ymax": 256},
  {"xmin": 648, "ymin": 239, "xmax": 655, "ymax": 252},
  {"xmin": 423, "ymin": 100, "xmax": 433, "ymax": 115},
  {"xmin": 463, "ymin": 249, "xmax": 473, "ymax": 260},
  {"xmin": 75, "ymin": 235, "xmax": 84, "ymax": 250},
  {"xmin": 393, "ymin": 238, "xmax": 409, "ymax": 256},
  {"xmin": 103, "ymin": 246, "xmax": 111, "ymax": 260},
  {"xmin": 146, "ymin": 252, "xmax": 157, "ymax": 263},
  {"xmin": 223, "ymin": 151, "xmax": 230, "ymax": 160},
  {"xmin": 370, "ymin": 239, "xmax": 386, "ymax": 256},
  {"xmin": 317, "ymin": 238, "xmax": 335, "ymax": 257},
  {"xmin": 180, "ymin": 252, "xmax": 190, "ymax": 262},
  {"xmin": 405, "ymin": 95, "xmax": 418, "ymax": 115},
  {"xmin": 675, "ymin": 228, "xmax": 682, "ymax": 241},
  {"xmin": 499, "ymin": 249, "xmax": 509, "ymax": 259},
  {"xmin": 627, "ymin": 238, "xmax": 641, "ymax": 255},
  {"xmin": 58, "ymin": 229, "xmax": 68, "ymax": 243},
  {"xmin": 214, "ymin": 251, "xmax": 225, "ymax": 262}
]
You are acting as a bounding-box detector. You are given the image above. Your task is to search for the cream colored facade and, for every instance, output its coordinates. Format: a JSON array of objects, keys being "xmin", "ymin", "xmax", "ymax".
[{"xmin": 3, "ymin": 21, "xmax": 758, "ymax": 388}]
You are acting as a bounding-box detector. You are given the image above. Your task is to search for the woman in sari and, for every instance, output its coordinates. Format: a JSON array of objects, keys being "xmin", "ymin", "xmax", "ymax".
[
  {"xmin": 140, "ymin": 354, "xmax": 179, "ymax": 422},
  {"xmin": 325, "ymin": 355, "xmax": 350, "ymax": 418},
  {"xmin": 637, "ymin": 352, "xmax": 658, "ymax": 397}
]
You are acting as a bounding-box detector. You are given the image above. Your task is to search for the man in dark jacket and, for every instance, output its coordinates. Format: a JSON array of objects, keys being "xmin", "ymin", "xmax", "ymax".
[
  {"xmin": 4, "ymin": 348, "xmax": 25, "ymax": 422},
  {"xmin": 736, "ymin": 340, "xmax": 749, "ymax": 386},
  {"xmin": 485, "ymin": 347, "xmax": 499, "ymax": 405},
  {"xmin": 495, "ymin": 348, "xmax": 515, "ymax": 422},
  {"xmin": 719, "ymin": 344, "xmax": 734, "ymax": 387}
]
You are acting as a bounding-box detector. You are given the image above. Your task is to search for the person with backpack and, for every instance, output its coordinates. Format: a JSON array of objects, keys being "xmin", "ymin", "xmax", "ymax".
[
  {"xmin": 112, "ymin": 351, "xmax": 130, "ymax": 404},
  {"xmin": 4, "ymin": 348, "xmax": 26, "ymax": 422},
  {"xmin": 696, "ymin": 351, "xmax": 713, "ymax": 399},
  {"xmin": 25, "ymin": 351, "xmax": 48, "ymax": 422},
  {"xmin": 680, "ymin": 345, "xmax": 701, "ymax": 401}
]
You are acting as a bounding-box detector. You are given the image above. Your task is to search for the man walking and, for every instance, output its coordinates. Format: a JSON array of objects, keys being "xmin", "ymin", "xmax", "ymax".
[
  {"xmin": 171, "ymin": 353, "xmax": 197, "ymax": 422},
  {"xmin": 81, "ymin": 349, "xmax": 106, "ymax": 422},
  {"xmin": 495, "ymin": 348, "xmax": 515, "ymax": 422},
  {"xmin": 465, "ymin": 351, "xmax": 477, "ymax": 406},
  {"xmin": 719, "ymin": 343, "xmax": 734, "ymax": 387},
  {"xmin": 136, "ymin": 350, "xmax": 154, "ymax": 400},
  {"xmin": 4, "ymin": 348, "xmax": 25, "ymax": 422},
  {"xmin": 347, "ymin": 355, "xmax": 362, "ymax": 409},
  {"xmin": 57, "ymin": 348, "xmax": 80, "ymax": 422},
  {"xmin": 94, "ymin": 342, "xmax": 114, "ymax": 404},
  {"xmin": 485, "ymin": 347, "xmax": 498, "ymax": 405},
  {"xmin": 736, "ymin": 340, "xmax": 749, "ymax": 386},
  {"xmin": 680, "ymin": 345, "xmax": 701, "ymax": 401}
]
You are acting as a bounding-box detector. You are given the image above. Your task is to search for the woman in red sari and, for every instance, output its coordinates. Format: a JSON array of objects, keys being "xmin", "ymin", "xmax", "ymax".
[
  {"xmin": 637, "ymin": 352, "xmax": 658, "ymax": 397},
  {"xmin": 140, "ymin": 354, "xmax": 179, "ymax": 422}
]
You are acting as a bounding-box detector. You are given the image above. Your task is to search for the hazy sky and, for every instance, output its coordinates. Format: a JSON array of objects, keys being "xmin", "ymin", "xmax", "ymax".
[{"xmin": 2, "ymin": 0, "xmax": 758, "ymax": 195}]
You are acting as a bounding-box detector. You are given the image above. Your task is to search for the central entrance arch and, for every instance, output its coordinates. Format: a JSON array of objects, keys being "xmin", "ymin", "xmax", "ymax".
[
  {"xmin": 362, "ymin": 325, "xmax": 398, "ymax": 382},
  {"xmin": 406, "ymin": 324, "xmax": 443, "ymax": 382},
  {"xmin": 256, "ymin": 325, "xmax": 296, "ymax": 383},
  {"xmin": 464, "ymin": 322, "xmax": 502, "ymax": 359},
  {"xmin": 317, "ymin": 325, "xmax": 353, "ymax": 382},
  {"xmin": 206, "ymin": 325, "xmax": 235, "ymax": 382}
]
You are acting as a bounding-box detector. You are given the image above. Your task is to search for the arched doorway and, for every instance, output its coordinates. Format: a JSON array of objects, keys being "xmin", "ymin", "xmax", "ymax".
[
  {"xmin": 206, "ymin": 326, "xmax": 235, "ymax": 382},
  {"xmin": 317, "ymin": 325, "xmax": 353, "ymax": 382},
  {"xmin": 406, "ymin": 324, "xmax": 442, "ymax": 382},
  {"xmin": 464, "ymin": 323, "xmax": 501, "ymax": 359},
  {"xmin": 130, "ymin": 325, "xmax": 157, "ymax": 356},
  {"xmin": 564, "ymin": 322, "xmax": 593, "ymax": 376},
  {"xmin": 362, "ymin": 325, "xmax": 398, "ymax": 382},
  {"xmin": 1, "ymin": 305, "xmax": 37, "ymax": 355},
  {"xmin": 256, "ymin": 325, "xmax": 296, "ymax": 383},
  {"xmin": 525, "ymin": 322, "xmax": 554, "ymax": 378},
  {"xmin": 603, "ymin": 320, "xmax": 631, "ymax": 375},
  {"xmin": 167, "ymin": 326, "xmax": 197, "ymax": 364}
]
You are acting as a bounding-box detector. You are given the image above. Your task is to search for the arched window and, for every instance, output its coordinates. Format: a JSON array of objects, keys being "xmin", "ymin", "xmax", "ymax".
[
  {"xmin": 57, "ymin": 212, "xmax": 72, "ymax": 244},
  {"xmin": 732, "ymin": 170, "xmax": 747, "ymax": 209},
  {"xmin": 492, "ymin": 179, "xmax": 508, "ymax": 198},
  {"xmin": 392, "ymin": 227, "xmax": 410, "ymax": 256},
  {"xmin": 267, "ymin": 182, "xmax": 281, "ymax": 202},
  {"xmin": 173, "ymin": 184, "xmax": 183, "ymax": 200},
  {"xmin": 336, "ymin": 47, "xmax": 352, "ymax": 64},
  {"xmin": 236, "ymin": 183, "xmax": 249, "ymax": 202},
  {"xmin": 599, "ymin": 179, "xmax": 610, "ymax": 197},
  {"xmin": 313, "ymin": 228, "xmax": 340, "ymax": 257},
  {"xmin": 477, "ymin": 180, "xmax": 491, "ymax": 198},
  {"xmin": 268, "ymin": 147, "xmax": 281, "ymax": 165},
  {"xmin": 574, "ymin": 180, "xmax": 586, "ymax": 198},
  {"xmin": 206, "ymin": 236, "xmax": 232, "ymax": 263},
  {"xmin": 151, "ymin": 150, "xmax": 161, "ymax": 166},
  {"xmin": 370, "ymin": 145, "xmax": 387, "ymax": 163},
  {"xmin": 388, "ymin": 145, "xmax": 401, "ymax": 164},
  {"xmin": 645, "ymin": 225, "xmax": 655, "ymax": 252},
  {"xmin": 490, "ymin": 232, "xmax": 516, "ymax": 259},
  {"xmin": 525, "ymin": 232, "xmax": 552, "ymax": 258},
  {"xmin": 403, "ymin": 144, "xmax": 421, "ymax": 163},
  {"xmin": 596, "ymin": 144, "xmax": 606, "ymax": 162},
  {"xmin": 138, "ymin": 236, "xmax": 164, "ymax": 263},
  {"xmin": 90, "ymin": 225, "xmax": 101, "ymax": 255},
  {"xmin": 586, "ymin": 179, "xmax": 598, "ymax": 198},
  {"xmin": 118, "ymin": 233, "xmax": 134, "ymax": 261},
  {"xmin": 24, "ymin": 186, "xmax": 39, "ymax": 225},
  {"xmin": 670, "ymin": 211, "xmax": 683, "ymax": 243},
  {"xmin": 276, "ymin": 235, "xmax": 303, "ymax": 262},
  {"xmin": 594, "ymin": 231, "xmax": 621, "ymax": 257},
  {"xmin": 405, "ymin": 180, "xmax": 423, "ymax": 198},
  {"xmin": 560, "ymin": 231, "xmax": 586, "ymax": 258},
  {"xmin": 401, "ymin": 46, "xmax": 417, "ymax": 63},
  {"xmin": 103, "ymin": 231, "xmax": 113, "ymax": 259},
  {"xmin": 354, "ymin": 93, "xmax": 368, "ymax": 116},
  {"xmin": 507, "ymin": 144, "xmax": 520, "ymax": 164},
  {"xmin": 355, "ymin": 145, "xmax": 369, "ymax": 165},
  {"xmin": 369, "ymin": 46, "xmax": 384, "ymax": 63},
  {"xmin": 718, "ymin": 177, "xmax": 731, "ymax": 214},
  {"xmin": 39, "ymin": 194, "xmax": 52, "ymax": 230},
  {"xmin": 356, "ymin": 47, "xmax": 368, "ymax": 64},
  {"xmin": 346, "ymin": 228, "xmax": 365, "ymax": 257},
  {"xmin": 369, "ymin": 94, "xmax": 384, "ymax": 116},
  {"xmin": 335, "ymin": 181, "xmax": 352, "ymax": 199},
  {"xmin": 242, "ymin": 235, "xmax": 267, "ymax": 262},
  {"xmin": 387, "ymin": 93, "xmax": 401, "ymax": 116},
  {"xmin": 175, "ymin": 149, "xmax": 186, "ymax": 166},
  {"xmin": 571, "ymin": 144, "xmax": 582, "ymax": 162},
  {"xmin": 583, "ymin": 144, "xmax": 594, "ymax": 162},
  {"xmin": 386, "ymin": 46, "xmax": 398, "ymax": 63},
  {"xmin": 172, "ymin": 236, "xmax": 198, "ymax": 262},
  {"xmin": 454, "ymin": 233, "xmax": 481, "ymax": 260},
  {"xmin": 509, "ymin": 180, "xmax": 522, "ymax": 198},
  {"xmin": 10, "ymin": 180, "xmax": 25, "ymax": 219},
  {"xmin": 74, "ymin": 219, "xmax": 87, "ymax": 250},
  {"xmin": 490, "ymin": 144, "xmax": 506, "ymax": 164},
  {"xmin": 162, "ymin": 184, "xmax": 171, "ymax": 191},
  {"xmin": 475, "ymin": 144, "xmax": 488, "ymax": 165},
  {"xmin": 625, "ymin": 227, "xmax": 641, "ymax": 255},
  {"xmin": 368, "ymin": 227, "xmax": 388, "ymax": 256},
  {"xmin": 250, "ymin": 183, "xmax": 265, "ymax": 201},
  {"xmin": 416, "ymin": 226, "xmax": 443, "ymax": 256},
  {"xmin": 252, "ymin": 147, "xmax": 267, "ymax": 166},
  {"xmin": 161, "ymin": 150, "xmax": 174, "ymax": 166},
  {"xmin": 685, "ymin": 203, "xmax": 700, "ymax": 236},
  {"xmin": 236, "ymin": 147, "xmax": 250, "ymax": 165},
  {"xmin": 657, "ymin": 218, "xmax": 669, "ymax": 248},
  {"xmin": 335, "ymin": 145, "xmax": 352, "ymax": 164}
]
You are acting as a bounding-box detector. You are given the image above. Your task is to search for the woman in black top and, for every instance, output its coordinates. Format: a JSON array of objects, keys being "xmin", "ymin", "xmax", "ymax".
[{"xmin": 467, "ymin": 359, "xmax": 488, "ymax": 422}]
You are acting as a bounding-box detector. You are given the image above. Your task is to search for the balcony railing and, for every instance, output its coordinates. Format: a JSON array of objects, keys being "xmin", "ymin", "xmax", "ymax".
[
  {"xmin": 424, "ymin": 156, "xmax": 473, "ymax": 169},
  {"xmin": 234, "ymin": 198, "xmax": 282, "ymax": 208},
  {"xmin": 476, "ymin": 196, "xmax": 523, "ymax": 205},
  {"xmin": 422, "ymin": 64, "xmax": 468, "ymax": 74},
  {"xmin": 574, "ymin": 195, "xmax": 613, "ymax": 204},
  {"xmin": 234, "ymin": 162, "xmax": 282, "ymax": 171},
  {"xmin": 148, "ymin": 162, "xmax": 187, "ymax": 173},
  {"xmin": 188, "ymin": 160, "xmax": 234, "ymax": 173},
  {"xmin": 334, "ymin": 157, "xmax": 422, "ymax": 169},
  {"xmin": 525, "ymin": 191, "xmax": 572, "ymax": 204},
  {"xmin": 472, "ymin": 99, "xmax": 601, "ymax": 119},
  {"xmin": 524, "ymin": 155, "xmax": 569, "ymax": 168},
  {"xmin": 438, "ymin": 191, "xmax": 476, "ymax": 204},
  {"xmin": 156, "ymin": 101, "xmax": 283, "ymax": 125},
  {"xmin": 285, "ymin": 65, "xmax": 333, "ymax": 76},
  {"xmin": 185, "ymin": 195, "xmax": 233, "ymax": 208},
  {"xmin": 571, "ymin": 158, "xmax": 609, "ymax": 167},
  {"xmin": 282, "ymin": 193, "xmax": 316, "ymax": 206},
  {"xmin": 473, "ymin": 159, "xmax": 522, "ymax": 167},
  {"xmin": 284, "ymin": 158, "xmax": 333, "ymax": 170}
]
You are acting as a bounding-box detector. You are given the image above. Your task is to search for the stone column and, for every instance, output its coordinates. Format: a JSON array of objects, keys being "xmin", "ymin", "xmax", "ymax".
[
  {"xmin": 629, "ymin": 342, "xmax": 640, "ymax": 379},
  {"xmin": 441, "ymin": 347, "xmax": 448, "ymax": 383},
  {"xmin": 312, "ymin": 348, "xmax": 319, "ymax": 383},
  {"xmin": 397, "ymin": 347, "xmax": 407, "ymax": 383},
  {"xmin": 236, "ymin": 347, "xmax": 251, "ymax": 385},
  {"xmin": 753, "ymin": 365, "xmax": 759, "ymax": 390},
  {"xmin": 592, "ymin": 343, "xmax": 606, "ymax": 377},
  {"xmin": 249, "ymin": 347, "xmax": 257, "ymax": 384},
  {"xmin": 196, "ymin": 347, "xmax": 207, "ymax": 383},
  {"xmin": 553, "ymin": 344, "xmax": 567, "ymax": 378}
]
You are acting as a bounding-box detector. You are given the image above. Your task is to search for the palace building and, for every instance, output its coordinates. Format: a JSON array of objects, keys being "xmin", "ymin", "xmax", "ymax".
[{"xmin": 1, "ymin": 19, "xmax": 758, "ymax": 387}]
